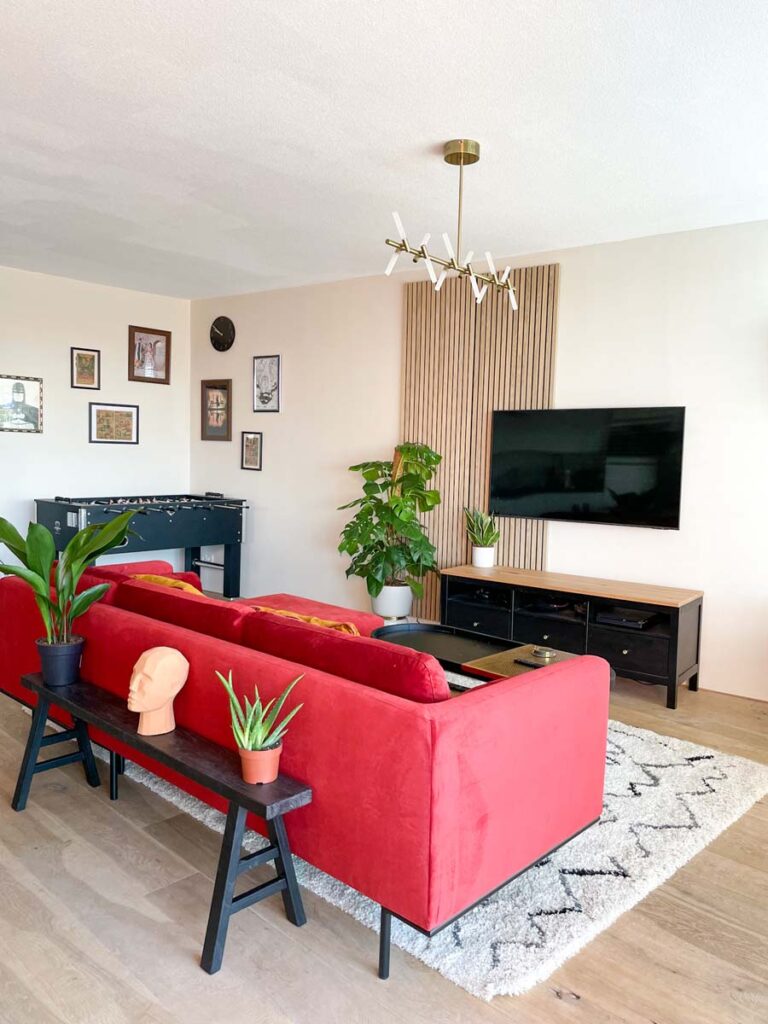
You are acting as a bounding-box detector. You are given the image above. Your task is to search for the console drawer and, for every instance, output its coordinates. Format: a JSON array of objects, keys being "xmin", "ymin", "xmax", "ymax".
[
  {"xmin": 512, "ymin": 614, "xmax": 586, "ymax": 653},
  {"xmin": 445, "ymin": 601, "xmax": 511, "ymax": 639},
  {"xmin": 588, "ymin": 626, "xmax": 669, "ymax": 677}
]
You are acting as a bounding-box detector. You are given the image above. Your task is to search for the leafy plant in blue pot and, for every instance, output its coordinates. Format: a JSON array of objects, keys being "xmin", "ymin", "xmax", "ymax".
[{"xmin": 0, "ymin": 512, "xmax": 135, "ymax": 687}]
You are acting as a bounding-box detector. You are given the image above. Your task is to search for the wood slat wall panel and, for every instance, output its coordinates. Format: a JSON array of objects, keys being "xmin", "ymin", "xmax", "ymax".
[{"xmin": 401, "ymin": 264, "xmax": 559, "ymax": 621}]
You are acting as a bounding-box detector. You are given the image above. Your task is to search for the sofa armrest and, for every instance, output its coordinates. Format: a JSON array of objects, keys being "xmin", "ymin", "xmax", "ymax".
[{"xmin": 425, "ymin": 656, "xmax": 610, "ymax": 930}]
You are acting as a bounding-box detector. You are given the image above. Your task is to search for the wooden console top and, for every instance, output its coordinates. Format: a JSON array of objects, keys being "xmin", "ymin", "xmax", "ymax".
[{"xmin": 441, "ymin": 565, "xmax": 703, "ymax": 608}]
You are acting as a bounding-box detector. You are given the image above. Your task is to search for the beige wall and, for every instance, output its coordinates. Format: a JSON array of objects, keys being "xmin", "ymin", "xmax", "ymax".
[
  {"xmin": 0, "ymin": 265, "xmax": 190, "ymax": 564},
  {"xmin": 6, "ymin": 225, "xmax": 765, "ymax": 700},
  {"xmin": 538, "ymin": 221, "xmax": 768, "ymax": 702},
  {"xmin": 189, "ymin": 220, "xmax": 768, "ymax": 702},
  {"xmin": 190, "ymin": 276, "xmax": 402, "ymax": 605}
]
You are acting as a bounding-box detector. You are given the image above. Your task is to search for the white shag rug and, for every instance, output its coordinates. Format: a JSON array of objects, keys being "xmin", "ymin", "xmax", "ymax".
[{"xmin": 103, "ymin": 708, "xmax": 768, "ymax": 1000}]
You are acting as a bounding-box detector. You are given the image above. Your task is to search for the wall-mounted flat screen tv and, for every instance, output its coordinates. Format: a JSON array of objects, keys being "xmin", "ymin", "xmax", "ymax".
[{"xmin": 489, "ymin": 407, "xmax": 685, "ymax": 529}]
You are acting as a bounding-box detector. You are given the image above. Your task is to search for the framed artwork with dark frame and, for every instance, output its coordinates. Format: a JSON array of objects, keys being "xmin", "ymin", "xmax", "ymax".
[
  {"xmin": 253, "ymin": 354, "xmax": 280, "ymax": 412},
  {"xmin": 70, "ymin": 347, "xmax": 101, "ymax": 390},
  {"xmin": 129, "ymin": 325, "xmax": 172, "ymax": 384},
  {"xmin": 241, "ymin": 431, "xmax": 262, "ymax": 470},
  {"xmin": 89, "ymin": 402, "xmax": 139, "ymax": 444},
  {"xmin": 201, "ymin": 379, "xmax": 232, "ymax": 441},
  {"xmin": 0, "ymin": 374, "xmax": 43, "ymax": 433}
]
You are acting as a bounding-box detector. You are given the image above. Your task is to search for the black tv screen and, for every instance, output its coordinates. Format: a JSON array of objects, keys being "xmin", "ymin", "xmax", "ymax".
[{"xmin": 489, "ymin": 407, "xmax": 685, "ymax": 529}]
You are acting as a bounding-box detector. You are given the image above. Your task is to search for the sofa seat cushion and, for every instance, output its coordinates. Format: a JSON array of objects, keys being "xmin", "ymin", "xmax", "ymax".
[
  {"xmin": 240, "ymin": 592, "xmax": 384, "ymax": 637},
  {"xmin": 241, "ymin": 610, "xmax": 450, "ymax": 703},
  {"xmin": 112, "ymin": 579, "xmax": 249, "ymax": 644}
]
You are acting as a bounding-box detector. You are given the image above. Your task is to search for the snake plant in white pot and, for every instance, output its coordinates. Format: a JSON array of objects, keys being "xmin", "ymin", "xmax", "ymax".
[{"xmin": 464, "ymin": 507, "xmax": 501, "ymax": 568}]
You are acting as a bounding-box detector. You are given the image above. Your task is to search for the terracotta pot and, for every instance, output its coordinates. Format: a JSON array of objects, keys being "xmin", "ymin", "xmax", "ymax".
[{"xmin": 239, "ymin": 743, "xmax": 282, "ymax": 784}]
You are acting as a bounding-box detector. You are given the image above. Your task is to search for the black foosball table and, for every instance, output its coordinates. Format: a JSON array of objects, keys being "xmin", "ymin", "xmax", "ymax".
[{"xmin": 35, "ymin": 493, "xmax": 247, "ymax": 598}]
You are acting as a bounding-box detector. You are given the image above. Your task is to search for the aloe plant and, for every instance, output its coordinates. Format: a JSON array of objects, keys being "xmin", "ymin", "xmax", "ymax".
[
  {"xmin": 463, "ymin": 507, "xmax": 500, "ymax": 548},
  {"xmin": 0, "ymin": 512, "xmax": 135, "ymax": 643},
  {"xmin": 216, "ymin": 671, "xmax": 304, "ymax": 751}
]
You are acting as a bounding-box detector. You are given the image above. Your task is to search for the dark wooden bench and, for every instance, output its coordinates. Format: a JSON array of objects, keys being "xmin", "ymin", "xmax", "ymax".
[{"xmin": 12, "ymin": 673, "xmax": 312, "ymax": 974}]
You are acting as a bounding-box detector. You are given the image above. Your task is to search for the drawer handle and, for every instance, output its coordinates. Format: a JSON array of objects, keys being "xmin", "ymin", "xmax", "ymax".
[
  {"xmin": 473, "ymin": 621, "xmax": 480, "ymax": 628},
  {"xmin": 542, "ymin": 634, "xmax": 549, "ymax": 640},
  {"xmin": 622, "ymin": 649, "xmax": 629, "ymax": 656}
]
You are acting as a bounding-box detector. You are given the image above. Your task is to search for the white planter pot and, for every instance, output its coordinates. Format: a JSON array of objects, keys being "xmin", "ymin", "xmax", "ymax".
[
  {"xmin": 471, "ymin": 545, "xmax": 496, "ymax": 568},
  {"xmin": 372, "ymin": 584, "xmax": 413, "ymax": 619}
]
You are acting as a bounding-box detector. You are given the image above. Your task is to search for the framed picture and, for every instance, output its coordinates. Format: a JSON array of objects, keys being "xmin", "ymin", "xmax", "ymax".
[
  {"xmin": 201, "ymin": 379, "xmax": 232, "ymax": 441},
  {"xmin": 241, "ymin": 431, "xmax": 263, "ymax": 470},
  {"xmin": 129, "ymin": 325, "xmax": 171, "ymax": 384},
  {"xmin": 71, "ymin": 347, "xmax": 100, "ymax": 389},
  {"xmin": 253, "ymin": 355, "xmax": 280, "ymax": 412},
  {"xmin": 89, "ymin": 402, "xmax": 139, "ymax": 444},
  {"xmin": 0, "ymin": 375, "xmax": 43, "ymax": 433}
]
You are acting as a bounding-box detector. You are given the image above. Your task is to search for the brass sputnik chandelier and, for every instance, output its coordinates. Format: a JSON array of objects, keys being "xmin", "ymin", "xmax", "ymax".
[{"xmin": 384, "ymin": 139, "xmax": 517, "ymax": 309}]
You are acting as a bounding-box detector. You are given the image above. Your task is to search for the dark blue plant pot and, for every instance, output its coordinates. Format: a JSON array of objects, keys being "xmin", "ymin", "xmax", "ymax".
[{"xmin": 36, "ymin": 637, "xmax": 85, "ymax": 688}]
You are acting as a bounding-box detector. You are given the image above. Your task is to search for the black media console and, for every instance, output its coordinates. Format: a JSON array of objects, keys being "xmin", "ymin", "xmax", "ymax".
[{"xmin": 440, "ymin": 566, "xmax": 703, "ymax": 709}]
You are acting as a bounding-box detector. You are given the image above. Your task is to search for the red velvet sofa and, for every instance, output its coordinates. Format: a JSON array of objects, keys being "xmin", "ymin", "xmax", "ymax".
[{"xmin": 0, "ymin": 561, "xmax": 610, "ymax": 975}]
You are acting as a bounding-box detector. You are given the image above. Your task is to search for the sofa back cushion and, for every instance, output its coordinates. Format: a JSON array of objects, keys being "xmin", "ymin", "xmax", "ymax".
[
  {"xmin": 112, "ymin": 579, "xmax": 249, "ymax": 644},
  {"xmin": 241, "ymin": 610, "xmax": 450, "ymax": 703},
  {"xmin": 131, "ymin": 572, "xmax": 203, "ymax": 594},
  {"xmin": 87, "ymin": 559, "xmax": 177, "ymax": 581},
  {"xmin": 239, "ymin": 592, "xmax": 384, "ymax": 637}
]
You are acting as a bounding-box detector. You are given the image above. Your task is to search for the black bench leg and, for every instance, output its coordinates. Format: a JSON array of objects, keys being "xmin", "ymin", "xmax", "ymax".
[
  {"xmin": 109, "ymin": 751, "xmax": 119, "ymax": 800},
  {"xmin": 116, "ymin": 753, "xmax": 126, "ymax": 775},
  {"xmin": 378, "ymin": 907, "xmax": 392, "ymax": 980},
  {"xmin": 688, "ymin": 672, "xmax": 699, "ymax": 692},
  {"xmin": 268, "ymin": 814, "xmax": 306, "ymax": 927},
  {"xmin": 201, "ymin": 802, "xmax": 247, "ymax": 975},
  {"xmin": 74, "ymin": 718, "xmax": 100, "ymax": 788},
  {"xmin": 12, "ymin": 696, "xmax": 50, "ymax": 812}
]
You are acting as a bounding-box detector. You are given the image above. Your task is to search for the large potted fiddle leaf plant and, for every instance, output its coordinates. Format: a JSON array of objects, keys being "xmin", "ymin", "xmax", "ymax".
[
  {"xmin": 338, "ymin": 442, "xmax": 441, "ymax": 619},
  {"xmin": 0, "ymin": 512, "xmax": 135, "ymax": 687}
]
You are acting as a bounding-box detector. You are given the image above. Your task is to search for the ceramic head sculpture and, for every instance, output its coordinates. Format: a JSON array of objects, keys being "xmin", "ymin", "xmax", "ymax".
[{"xmin": 128, "ymin": 647, "xmax": 190, "ymax": 736}]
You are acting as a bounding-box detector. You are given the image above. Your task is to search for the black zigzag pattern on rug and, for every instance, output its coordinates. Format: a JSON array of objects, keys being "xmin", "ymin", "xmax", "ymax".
[{"xmin": 469, "ymin": 726, "xmax": 736, "ymax": 971}]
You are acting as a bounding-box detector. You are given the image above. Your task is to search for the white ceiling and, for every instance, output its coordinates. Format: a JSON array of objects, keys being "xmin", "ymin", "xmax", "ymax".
[{"xmin": 2, "ymin": 1, "xmax": 767, "ymax": 298}]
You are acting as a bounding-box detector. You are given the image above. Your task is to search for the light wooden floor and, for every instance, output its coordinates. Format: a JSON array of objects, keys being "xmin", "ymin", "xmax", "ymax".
[{"xmin": 0, "ymin": 680, "xmax": 765, "ymax": 1024}]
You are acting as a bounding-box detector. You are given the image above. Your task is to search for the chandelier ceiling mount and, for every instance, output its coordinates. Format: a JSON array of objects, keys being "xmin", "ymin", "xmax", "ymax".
[{"xmin": 384, "ymin": 139, "xmax": 517, "ymax": 309}]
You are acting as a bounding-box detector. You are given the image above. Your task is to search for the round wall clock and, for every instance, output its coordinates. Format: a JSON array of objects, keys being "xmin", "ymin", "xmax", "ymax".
[{"xmin": 210, "ymin": 316, "xmax": 236, "ymax": 352}]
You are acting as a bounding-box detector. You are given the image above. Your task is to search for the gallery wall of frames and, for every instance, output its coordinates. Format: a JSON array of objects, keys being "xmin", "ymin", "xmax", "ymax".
[{"xmin": 0, "ymin": 265, "xmax": 190, "ymax": 546}]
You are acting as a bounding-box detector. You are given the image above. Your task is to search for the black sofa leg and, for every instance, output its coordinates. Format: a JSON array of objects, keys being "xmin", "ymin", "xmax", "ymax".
[{"xmin": 378, "ymin": 907, "xmax": 392, "ymax": 979}]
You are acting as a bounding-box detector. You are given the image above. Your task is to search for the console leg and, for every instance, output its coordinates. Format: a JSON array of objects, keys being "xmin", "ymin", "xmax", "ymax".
[
  {"xmin": 74, "ymin": 718, "xmax": 101, "ymax": 788},
  {"xmin": 666, "ymin": 679, "xmax": 678, "ymax": 710},
  {"xmin": 268, "ymin": 814, "xmax": 306, "ymax": 927},
  {"xmin": 378, "ymin": 907, "xmax": 392, "ymax": 980},
  {"xmin": 12, "ymin": 696, "xmax": 50, "ymax": 811},
  {"xmin": 201, "ymin": 802, "xmax": 247, "ymax": 975},
  {"xmin": 688, "ymin": 672, "xmax": 699, "ymax": 692}
]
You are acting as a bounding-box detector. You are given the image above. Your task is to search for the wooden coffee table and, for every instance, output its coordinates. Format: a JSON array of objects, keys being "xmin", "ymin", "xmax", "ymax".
[
  {"xmin": 461, "ymin": 644, "xmax": 615, "ymax": 692},
  {"xmin": 461, "ymin": 644, "xmax": 578, "ymax": 681}
]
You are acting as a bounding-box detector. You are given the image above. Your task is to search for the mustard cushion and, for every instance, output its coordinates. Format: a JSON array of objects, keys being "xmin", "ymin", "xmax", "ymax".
[
  {"xmin": 132, "ymin": 573, "xmax": 204, "ymax": 595},
  {"xmin": 253, "ymin": 605, "xmax": 360, "ymax": 636}
]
